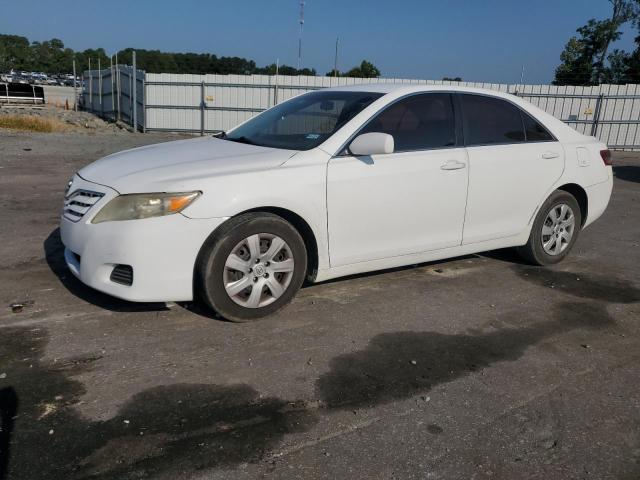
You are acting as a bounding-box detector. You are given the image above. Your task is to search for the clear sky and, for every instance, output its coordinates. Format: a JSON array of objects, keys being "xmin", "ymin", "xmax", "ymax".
[{"xmin": 2, "ymin": 0, "xmax": 637, "ymax": 84}]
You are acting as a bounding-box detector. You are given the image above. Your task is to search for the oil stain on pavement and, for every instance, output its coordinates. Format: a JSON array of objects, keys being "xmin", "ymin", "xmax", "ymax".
[
  {"xmin": 315, "ymin": 302, "xmax": 615, "ymax": 409},
  {"xmin": 0, "ymin": 297, "xmax": 621, "ymax": 479},
  {"xmin": 0, "ymin": 328, "xmax": 317, "ymax": 480}
]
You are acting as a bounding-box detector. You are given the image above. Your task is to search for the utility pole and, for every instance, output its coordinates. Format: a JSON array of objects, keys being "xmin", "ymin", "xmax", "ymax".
[
  {"xmin": 520, "ymin": 64, "xmax": 525, "ymax": 84},
  {"xmin": 297, "ymin": 1, "xmax": 305, "ymax": 70},
  {"xmin": 334, "ymin": 36, "xmax": 339, "ymax": 77}
]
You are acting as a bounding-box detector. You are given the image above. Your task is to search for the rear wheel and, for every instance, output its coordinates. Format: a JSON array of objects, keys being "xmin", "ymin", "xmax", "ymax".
[
  {"xmin": 196, "ymin": 213, "xmax": 307, "ymax": 322},
  {"xmin": 517, "ymin": 190, "xmax": 582, "ymax": 265}
]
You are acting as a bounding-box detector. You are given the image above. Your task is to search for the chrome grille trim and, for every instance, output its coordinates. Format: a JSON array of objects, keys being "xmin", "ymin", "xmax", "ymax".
[{"xmin": 63, "ymin": 189, "xmax": 105, "ymax": 222}]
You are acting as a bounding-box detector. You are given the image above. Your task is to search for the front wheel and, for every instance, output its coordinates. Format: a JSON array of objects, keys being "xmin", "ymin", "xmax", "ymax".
[
  {"xmin": 517, "ymin": 190, "xmax": 582, "ymax": 266},
  {"xmin": 196, "ymin": 213, "xmax": 307, "ymax": 322}
]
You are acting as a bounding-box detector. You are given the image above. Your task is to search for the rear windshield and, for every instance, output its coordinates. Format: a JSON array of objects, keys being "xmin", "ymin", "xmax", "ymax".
[{"xmin": 225, "ymin": 90, "xmax": 384, "ymax": 150}]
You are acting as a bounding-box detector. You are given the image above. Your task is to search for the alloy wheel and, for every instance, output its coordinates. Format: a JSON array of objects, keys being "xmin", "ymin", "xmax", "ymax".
[
  {"xmin": 541, "ymin": 203, "xmax": 576, "ymax": 256},
  {"xmin": 223, "ymin": 233, "xmax": 295, "ymax": 308}
]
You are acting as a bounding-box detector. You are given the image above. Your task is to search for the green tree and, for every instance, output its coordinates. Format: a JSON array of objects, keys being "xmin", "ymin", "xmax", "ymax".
[
  {"xmin": 0, "ymin": 34, "xmax": 32, "ymax": 71},
  {"xmin": 593, "ymin": 0, "xmax": 639, "ymax": 82},
  {"xmin": 346, "ymin": 60, "xmax": 381, "ymax": 78},
  {"xmin": 553, "ymin": 35, "xmax": 596, "ymax": 85},
  {"xmin": 603, "ymin": 48, "xmax": 631, "ymax": 82},
  {"xmin": 622, "ymin": 35, "xmax": 640, "ymax": 82},
  {"xmin": 553, "ymin": 1, "xmax": 639, "ymax": 85},
  {"xmin": 325, "ymin": 60, "xmax": 381, "ymax": 78}
]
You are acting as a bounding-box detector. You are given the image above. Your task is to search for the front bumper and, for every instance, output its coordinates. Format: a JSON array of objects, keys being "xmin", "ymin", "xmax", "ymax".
[{"xmin": 60, "ymin": 176, "xmax": 226, "ymax": 302}]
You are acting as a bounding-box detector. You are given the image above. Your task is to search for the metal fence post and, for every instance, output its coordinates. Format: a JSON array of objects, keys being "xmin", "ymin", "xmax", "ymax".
[
  {"xmin": 200, "ymin": 80, "xmax": 205, "ymax": 136},
  {"xmin": 110, "ymin": 55, "xmax": 115, "ymax": 119},
  {"xmin": 132, "ymin": 51, "xmax": 137, "ymax": 132},
  {"xmin": 98, "ymin": 58, "xmax": 103, "ymax": 116},
  {"xmin": 72, "ymin": 59, "xmax": 78, "ymax": 111},
  {"xmin": 274, "ymin": 60, "xmax": 279, "ymax": 105},
  {"xmin": 88, "ymin": 58, "xmax": 92, "ymax": 112},
  {"xmin": 142, "ymin": 74, "xmax": 146, "ymax": 133},
  {"xmin": 591, "ymin": 93, "xmax": 604, "ymax": 138},
  {"xmin": 115, "ymin": 52, "xmax": 121, "ymax": 122}
]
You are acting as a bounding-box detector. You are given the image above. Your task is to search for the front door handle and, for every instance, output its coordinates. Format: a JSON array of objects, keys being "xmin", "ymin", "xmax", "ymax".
[
  {"xmin": 441, "ymin": 160, "xmax": 466, "ymax": 170},
  {"xmin": 542, "ymin": 151, "xmax": 560, "ymax": 159}
]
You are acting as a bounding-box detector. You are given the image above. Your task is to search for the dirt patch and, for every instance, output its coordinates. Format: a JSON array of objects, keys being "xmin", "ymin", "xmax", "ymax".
[
  {"xmin": 0, "ymin": 115, "xmax": 68, "ymax": 133},
  {"xmin": 0, "ymin": 106, "xmax": 127, "ymax": 134}
]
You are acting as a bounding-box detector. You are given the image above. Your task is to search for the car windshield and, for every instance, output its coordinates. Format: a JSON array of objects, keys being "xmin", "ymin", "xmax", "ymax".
[{"xmin": 225, "ymin": 90, "xmax": 384, "ymax": 150}]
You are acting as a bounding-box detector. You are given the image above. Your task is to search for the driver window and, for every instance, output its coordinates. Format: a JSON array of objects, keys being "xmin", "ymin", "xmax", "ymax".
[{"xmin": 359, "ymin": 93, "xmax": 456, "ymax": 151}]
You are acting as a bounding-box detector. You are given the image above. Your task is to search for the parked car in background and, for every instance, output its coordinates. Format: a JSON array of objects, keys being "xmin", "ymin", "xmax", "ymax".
[{"xmin": 60, "ymin": 85, "xmax": 613, "ymax": 321}]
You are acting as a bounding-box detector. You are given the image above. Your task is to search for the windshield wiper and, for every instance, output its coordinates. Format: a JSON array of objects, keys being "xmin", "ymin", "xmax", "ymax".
[
  {"xmin": 225, "ymin": 135, "xmax": 259, "ymax": 146},
  {"xmin": 212, "ymin": 131, "xmax": 226, "ymax": 139}
]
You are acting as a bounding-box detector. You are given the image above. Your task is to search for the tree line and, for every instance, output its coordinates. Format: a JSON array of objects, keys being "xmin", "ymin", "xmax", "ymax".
[
  {"xmin": 0, "ymin": 34, "xmax": 381, "ymax": 78},
  {"xmin": 554, "ymin": 0, "xmax": 640, "ymax": 85},
  {"xmin": 7, "ymin": 1, "xmax": 640, "ymax": 87}
]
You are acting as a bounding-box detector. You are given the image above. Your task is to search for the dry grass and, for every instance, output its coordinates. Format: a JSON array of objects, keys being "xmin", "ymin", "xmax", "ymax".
[{"xmin": 0, "ymin": 115, "xmax": 68, "ymax": 133}]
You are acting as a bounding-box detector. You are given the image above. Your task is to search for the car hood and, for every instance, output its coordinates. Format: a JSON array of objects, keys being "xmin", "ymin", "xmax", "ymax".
[{"xmin": 79, "ymin": 136, "xmax": 297, "ymax": 193}]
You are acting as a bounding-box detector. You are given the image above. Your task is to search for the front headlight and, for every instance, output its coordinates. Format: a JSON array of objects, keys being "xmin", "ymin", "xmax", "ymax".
[{"xmin": 91, "ymin": 191, "xmax": 201, "ymax": 224}]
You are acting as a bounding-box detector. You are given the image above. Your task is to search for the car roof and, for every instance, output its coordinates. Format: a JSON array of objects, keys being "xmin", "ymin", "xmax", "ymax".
[
  {"xmin": 319, "ymin": 83, "xmax": 587, "ymax": 144},
  {"xmin": 324, "ymin": 83, "xmax": 517, "ymax": 99}
]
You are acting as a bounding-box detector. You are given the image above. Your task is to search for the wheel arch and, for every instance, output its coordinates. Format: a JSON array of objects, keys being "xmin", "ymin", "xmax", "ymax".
[
  {"xmin": 557, "ymin": 183, "xmax": 588, "ymax": 226},
  {"xmin": 242, "ymin": 207, "xmax": 319, "ymax": 282},
  {"xmin": 195, "ymin": 207, "xmax": 320, "ymax": 285}
]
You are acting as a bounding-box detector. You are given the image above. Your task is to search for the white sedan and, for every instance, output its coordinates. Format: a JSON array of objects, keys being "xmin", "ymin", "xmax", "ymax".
[{"xmin": 60, "ymin": 85, "xmax": 613, "ymax": 321}]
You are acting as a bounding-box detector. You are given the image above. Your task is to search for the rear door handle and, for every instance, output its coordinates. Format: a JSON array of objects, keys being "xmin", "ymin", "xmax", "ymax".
[
  {"xmin": 440, "ymin": 160, "xmax": 466, "ymax": 170},
  {"xmin": 542, "ymin": 151, "xmax": 560, "ymax": 159}
]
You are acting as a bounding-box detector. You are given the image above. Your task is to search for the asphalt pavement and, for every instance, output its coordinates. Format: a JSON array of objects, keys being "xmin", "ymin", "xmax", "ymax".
[{"xmin": 0, "ymin": 130, "xmax": 639, "ymax": 480}]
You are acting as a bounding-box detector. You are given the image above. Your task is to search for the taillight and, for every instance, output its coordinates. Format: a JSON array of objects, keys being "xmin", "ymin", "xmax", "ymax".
[{"xmin": 600, "ymin": 149, "xmax": 612, "ymax": 166}]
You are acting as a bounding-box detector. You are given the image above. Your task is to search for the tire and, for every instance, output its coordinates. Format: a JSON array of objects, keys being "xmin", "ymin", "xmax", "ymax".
[
  {"xmin": 517, "ymin": 190, "xmax": 582, "ymax": 266},
  {"xmin": 195, "ymin": 212, "xmax": 307, "ymax": 322}
]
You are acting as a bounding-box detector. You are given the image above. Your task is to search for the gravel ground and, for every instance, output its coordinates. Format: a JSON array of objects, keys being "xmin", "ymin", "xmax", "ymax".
[{"xmin": 0, "ymin": 132, "xmax": 639, "ymax": 480}]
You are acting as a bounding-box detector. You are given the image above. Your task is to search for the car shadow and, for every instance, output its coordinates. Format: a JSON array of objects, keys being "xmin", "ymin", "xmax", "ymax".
[
  {"xmin": 477, "ymin": 247, "xmax": 531, "ymax": 265},
  {"xmin": 0, "ymin": 387, "xmax": 18, "ymax": 480},
  {"xmin": 613, "ymin": 165, "xmax": 640, "ymax": 184},
  {"xmin": 44, "ymin": 228, "xmax": 169, "ymax": 314}
]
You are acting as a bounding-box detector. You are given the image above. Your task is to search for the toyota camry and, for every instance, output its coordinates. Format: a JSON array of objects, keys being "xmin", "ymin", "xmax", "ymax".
[{"xmin": 60, "ymin": 85, "xmax": 613, "ymax": 321}]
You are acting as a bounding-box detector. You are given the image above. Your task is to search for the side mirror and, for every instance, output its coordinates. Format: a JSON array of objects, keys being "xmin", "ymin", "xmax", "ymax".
[{"xmin": 349, "ymin": 132, "xmax": 394, "ymax": 156}]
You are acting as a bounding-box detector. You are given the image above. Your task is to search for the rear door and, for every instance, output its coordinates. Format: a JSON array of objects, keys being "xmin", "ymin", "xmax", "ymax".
[{"xmin": 459, "ymin": 94, "xmax": 564, "ymax": 244}]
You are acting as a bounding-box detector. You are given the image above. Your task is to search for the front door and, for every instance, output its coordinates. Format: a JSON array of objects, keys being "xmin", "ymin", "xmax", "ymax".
[{"xmin": 327, "ymin": 93, "xmax": 469, "ymax": 267}]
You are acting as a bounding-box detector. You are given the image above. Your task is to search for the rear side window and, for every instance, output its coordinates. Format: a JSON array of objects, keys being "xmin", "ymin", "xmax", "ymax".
[
  {"xmin": 522, "ymin": 113, "xmax": 554, "ymax": 141},
  {"xmin": 359, "ymin": 93, "xmax": 456, "ymax": 151},
  {"xmin": 461, "ymin": 94, "xmax": 525, "ymax": 146}
]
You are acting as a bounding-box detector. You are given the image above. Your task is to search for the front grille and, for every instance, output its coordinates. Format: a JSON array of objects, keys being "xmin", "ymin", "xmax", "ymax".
[
  {"xmin": 63, "ymin": 189, "xmax": 104, "ymax": 222},
  {"xmin": 110, "ymin": 265, "xmax": 133, "ymax": 286}
]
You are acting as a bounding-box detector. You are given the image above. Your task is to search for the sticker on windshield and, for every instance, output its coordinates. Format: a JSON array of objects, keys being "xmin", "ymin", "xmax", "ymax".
[{"xmin": 305, "ymin": 133, "xmax": 320, "ymax": 140}]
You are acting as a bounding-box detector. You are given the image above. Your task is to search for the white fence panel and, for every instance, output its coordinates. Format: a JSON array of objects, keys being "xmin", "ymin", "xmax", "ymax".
[
  {"xmin": 84, "ymin": 69, "xmax": 640, "ymax": 149},
  {"xmin": 83, "ymin": 65, "xmax": 144, "ymax": 130}
]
